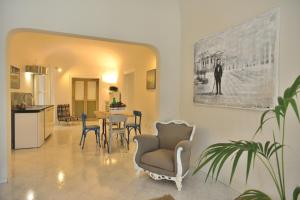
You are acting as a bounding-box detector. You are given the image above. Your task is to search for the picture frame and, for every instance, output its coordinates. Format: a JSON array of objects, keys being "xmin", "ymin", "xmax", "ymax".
[
  {"xmin": 193, "ymin": 9, "xmax": 279, "ymax": 109},
  {"xmin": 146, "ymin": 69, "xmax": 156, "ymax": 89},
  {"xmin": 10, "ymin": 65, "xmax": 20, "ymax": 89}
]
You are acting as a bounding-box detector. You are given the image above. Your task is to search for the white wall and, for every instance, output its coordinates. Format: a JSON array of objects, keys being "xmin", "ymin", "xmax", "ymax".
[
  {"xmin": 0, "ymin": 0, "xmax": 181, "ymax": 182},
  {"xmin": 180, "ymin": 0, "xmax": 300, "ymax": 198}
]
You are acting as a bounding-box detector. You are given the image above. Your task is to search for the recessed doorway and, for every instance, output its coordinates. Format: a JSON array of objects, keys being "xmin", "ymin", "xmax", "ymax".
[{"xmin": 72, "ymin": 78, "xmax": 99, "ymax": 119}]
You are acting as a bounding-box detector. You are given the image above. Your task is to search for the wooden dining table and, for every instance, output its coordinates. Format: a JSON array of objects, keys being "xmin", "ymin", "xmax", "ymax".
[{"xmin": 94, "ymin": 111, "xmax": 133, "ymax": 148}]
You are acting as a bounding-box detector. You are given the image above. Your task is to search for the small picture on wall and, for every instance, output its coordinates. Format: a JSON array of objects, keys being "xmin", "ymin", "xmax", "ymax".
[
  {"xmin": 146, "ymin": 69, "xmax": 156, "ymax": 89},
  {"xmin": 10, "ymin": 65, "xmax": 20, "ymax": 89},
  {"xmin": 193, "ymin": 9, "xmax": 279, "ymax": 109}
]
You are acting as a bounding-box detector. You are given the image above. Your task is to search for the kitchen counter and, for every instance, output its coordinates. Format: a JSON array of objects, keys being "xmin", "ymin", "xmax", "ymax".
[
  {"xmin": 12, "ymin": 105, "xmax": 54, "ymax": 113},
  {"xmin": 11, "ymin": 105, "xmax": 55, "ymax": 149}
]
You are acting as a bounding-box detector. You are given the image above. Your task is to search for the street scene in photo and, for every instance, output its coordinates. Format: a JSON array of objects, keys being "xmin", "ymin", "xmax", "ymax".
[{"xmin": 193, "ymin": 9, "xmax": 279, "ymax": 109}]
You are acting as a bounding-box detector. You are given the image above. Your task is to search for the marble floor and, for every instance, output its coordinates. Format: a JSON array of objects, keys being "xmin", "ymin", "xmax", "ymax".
[{"xmin": 0, "ymin": 123, "xmax": 238, "ymax": 200}]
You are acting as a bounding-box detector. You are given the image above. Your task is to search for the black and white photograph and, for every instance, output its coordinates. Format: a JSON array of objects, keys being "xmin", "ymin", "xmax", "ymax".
[{"xmin": 193, "ymin": 9, "xmax": 279, "ymax": 109}]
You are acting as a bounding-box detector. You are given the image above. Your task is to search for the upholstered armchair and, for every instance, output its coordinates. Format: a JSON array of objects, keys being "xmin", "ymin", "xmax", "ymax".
[{"xmin": 133, "ymin": 120, "xmax": 195, "ymax": 191}]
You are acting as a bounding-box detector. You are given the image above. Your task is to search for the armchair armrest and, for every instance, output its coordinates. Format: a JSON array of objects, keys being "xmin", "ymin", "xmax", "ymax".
[
  {"xmin": 174, "ymin": 140, "xmax": 191, "ymax": 176},
  {"xmin": 133, "ymin": 135, "xmax": 159, "ymax": 167}
]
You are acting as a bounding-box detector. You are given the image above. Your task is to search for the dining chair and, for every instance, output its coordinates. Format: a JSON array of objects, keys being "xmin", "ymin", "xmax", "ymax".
[
  {"xmin": 57, "ymin": 104, "xmax": 79, "ymax": 125},
  {"xmin": 126, "ymin": 110, "xmax": 142, "ymax": 148},
  {"xmin": 107, "ymin": 114, "xmax": 128, "ymax": 153},
  {"xmin": 79, "ymin": 113, "xmax": 101, "ymax": 149}
]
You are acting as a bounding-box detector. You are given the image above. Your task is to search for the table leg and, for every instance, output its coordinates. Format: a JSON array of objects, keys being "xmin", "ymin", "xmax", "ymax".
[{"xmin": 102, "ymin": 119, "xmax": 106, "ymax": 148}]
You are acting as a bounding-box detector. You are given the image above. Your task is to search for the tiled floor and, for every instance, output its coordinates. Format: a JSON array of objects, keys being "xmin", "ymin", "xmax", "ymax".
[{"xmin": 0, "ymin": 123, "xmax": 238, "ymax": 200}]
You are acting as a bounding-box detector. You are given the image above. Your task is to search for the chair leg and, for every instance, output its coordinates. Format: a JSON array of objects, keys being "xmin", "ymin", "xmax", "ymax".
[
  {"xmin": 82, "ymin": 134, "xmax": 87, "ymax": 149},
  {"xmin": 97, "ymin": 129, "xmax": 101, "ymax": 147},
  {"xmin": 108, "ymin": 130, "xmax": 112, "ymax": 153},
  {"xmin": 95, "ymin": 131, "xmax": 98, "ymax": 144},
  {"xmin": 175, "ymin": 176, "xmax": 182, "ymax": 191},
  {"xmin": 127, "ymin": 127, "xmax": 130, "ymax": 149},
  {"xmin": 95, "ymin": 130, "xmax": 100, "ymax": 147},
  {"xmin": 104, "ymin": 132, "xmax": 107, "ymax": 148},
  {"xmin": 134, "ymin": 128, "xmax": 137, "ymax": 136},
  {"xmin": 79, "ymin": 131, "xmax": 84, "ymax": 145},
  {"xmin": 138, "ymin": 126, "xmax": 141, "ymax": 134}
]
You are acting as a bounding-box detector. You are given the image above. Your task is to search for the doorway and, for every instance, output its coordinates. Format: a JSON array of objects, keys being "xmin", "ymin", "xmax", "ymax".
[
  {"xmin": 123, "ymin": 72, "xmax": 135, "ymax": 112},
  {"xmin": 72, "ymin": 78, "xmax": 99, "ymax": 118}
]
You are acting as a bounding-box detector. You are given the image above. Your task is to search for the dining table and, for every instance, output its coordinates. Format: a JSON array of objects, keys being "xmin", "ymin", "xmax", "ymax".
[{"xmin": 94, "ymin": 110, "xmax": 133, "ymax": 149}]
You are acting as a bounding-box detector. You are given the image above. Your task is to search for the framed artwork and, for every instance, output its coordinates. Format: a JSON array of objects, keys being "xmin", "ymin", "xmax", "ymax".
[
  {"xmin": 193, "ymin": 9, "xmax": 279, "ymax": 109},
  {"xmin": 146, "ymin": 69, "xmax": 156, "ymax": 89},
  {"xmin": 10, "ymin": 65, "xmax": 20, "ymax": 89}
]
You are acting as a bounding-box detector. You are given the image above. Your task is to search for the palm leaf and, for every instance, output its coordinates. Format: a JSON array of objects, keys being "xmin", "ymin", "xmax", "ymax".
[
  {"xmin": 289, "ymin": 98, "xmax": 300, "ymax": 122},
  {"xmin": 293, "ymin": 186, "xmax": 300, "ymax": 200},
  {"xmin": 255, "ymin": 110, "xmax": 272, "ymax": 134},
  {"xmin": 274, "ymin": 105, "xmax": 283, "ymax": 128},
  {"xmin": 284, "ymin": 87, "xmax": 293, "ymax": 99},
  {"xmin": 236, "ymin": 189, "xmax": 271, "ymax": 200},
  {"xmin": 246, "ymin": 142, "xmax": 255, "ymax": 182},
  {"xmin": 278, "ymin": 96, "xmax": 284, "ymax": 106},
  {"xmin": 193, "ymin": 141, "xmax": 260, "ymax": 182},
  {"xmin": 193, "ymin": 140, "xmax": 282, "ymax": 184},
  {"xmin": 230, "ymin": 149, "xmax": 243, "ymax": 183}
]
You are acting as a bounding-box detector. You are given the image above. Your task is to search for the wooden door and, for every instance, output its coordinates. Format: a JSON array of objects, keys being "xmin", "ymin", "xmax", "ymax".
[{"xmin": 72, "ymin": 78, "xmax": 99, "ymax": 119}]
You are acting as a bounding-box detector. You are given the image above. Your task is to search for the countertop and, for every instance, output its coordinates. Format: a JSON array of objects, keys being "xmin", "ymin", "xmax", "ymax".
[{"xmin": 12, "ymin": 105, "xmax": 54, "ymax": 113}]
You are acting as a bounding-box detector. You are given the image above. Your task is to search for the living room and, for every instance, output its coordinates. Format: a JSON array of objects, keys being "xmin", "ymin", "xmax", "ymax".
[{"xmin": 0, "ymin": 0, "xmax": 299, "ymax": 200}]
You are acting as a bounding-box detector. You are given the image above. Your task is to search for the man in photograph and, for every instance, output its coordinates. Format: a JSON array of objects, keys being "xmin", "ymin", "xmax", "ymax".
[{"xmin": 214, "ymin": 59, "xmax": 223, "ymax": 95}]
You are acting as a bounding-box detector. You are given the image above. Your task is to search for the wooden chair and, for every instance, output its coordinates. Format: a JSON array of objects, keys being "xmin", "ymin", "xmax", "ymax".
[
  {"xmin": 79, "ymin": 113, "xmax": 100, "ymax": 149},
  {"xmin": 107, "ymin": 114, "xmax": 128, "ymax": 153},
  {"xmin": 57, "ymin": 104, "xmax": 79, "ymax": 124},
  {"xmin": 126, "ymin": 110, "xmax": 142, "ymax": 148}
]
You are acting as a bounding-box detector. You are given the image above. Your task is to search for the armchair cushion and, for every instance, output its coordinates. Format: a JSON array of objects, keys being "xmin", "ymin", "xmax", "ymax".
[
  {"xmin": 156, "ymin": 122, "xmax": 193, "ymax": 150},
  {"xmin": 134, "ymin": 135, "xmax": 159, "ymax": 166},
  {"xmin": 141, "ymin": 149, "xmax": 174, "ymax": 172}
]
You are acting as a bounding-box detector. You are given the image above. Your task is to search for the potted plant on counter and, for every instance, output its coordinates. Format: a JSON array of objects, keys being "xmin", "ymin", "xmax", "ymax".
[{"xmin": 193, "ymin": 75, "xmax": 300, "ymax": 200}]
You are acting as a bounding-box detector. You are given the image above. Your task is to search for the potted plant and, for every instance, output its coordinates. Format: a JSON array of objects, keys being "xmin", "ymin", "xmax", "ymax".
[{"xmin": 193, "ymin": 75, "xmax": 300, "ymax": 200}]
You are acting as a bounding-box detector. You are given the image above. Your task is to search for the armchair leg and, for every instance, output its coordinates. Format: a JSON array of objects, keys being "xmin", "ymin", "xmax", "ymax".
[
  {"xmin": 175, "ymin": 176, "xmax": 182, "ymax": 191},
  {"xmin": 135, "ymin": 168, "xmax": 142, "ymax": 176}
]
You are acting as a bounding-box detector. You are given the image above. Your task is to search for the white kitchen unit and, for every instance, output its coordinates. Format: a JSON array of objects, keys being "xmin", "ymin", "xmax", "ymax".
[
  {"xmin": 15, "ymin": 112, "xmax": 45, "ymax": 149},
  {"xmin": 44, "ymin": 106, "xmax": 54, "ymax": 139}
]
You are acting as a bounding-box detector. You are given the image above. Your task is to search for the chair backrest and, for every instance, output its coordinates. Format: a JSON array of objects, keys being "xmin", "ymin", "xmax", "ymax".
[
  {"xmin": 81, "ymin": 113, "xmax": 87, "ymax": 130},
  {"xmin": 108, "ymin": 114, "xmax": 127, "ymax": 126},
  {"xmin": 155, "ymin": 121, "xmax": 195, "ymax": 150},
  {"xmin": 57, "ymin": 104, "xmax": 71, "ymax": 120},
  {"xmin": 133, "ymin": 110, "xmax": 142, "ymax": 125}
]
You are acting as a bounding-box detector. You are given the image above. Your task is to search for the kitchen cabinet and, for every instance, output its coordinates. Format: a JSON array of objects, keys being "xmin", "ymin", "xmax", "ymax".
[
  {"xmin": 12, "ymin": 105, "xmax": 54, "ymax": 149},
  {"xmin": 15, "ymin": 112, "xmax": 45, "ymax": 149},
  {"xmin": 44, "ymin": 106, "xmax": 54, "ymax": 139}
]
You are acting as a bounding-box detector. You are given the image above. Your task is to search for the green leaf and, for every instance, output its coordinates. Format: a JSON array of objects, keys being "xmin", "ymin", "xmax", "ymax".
[
  {"xmin": 255, "ymin": 109, "xmax": 273, "ymax": 135},
  {"xmin": 193, "ymin": 151, "xmax": 220, "ymax": 175},
  {"xmin": 268, "ymin": 144, "xmax": 283, "ymax": 159},
  {"xmin": 284, "ymin": 87, "xmax": 292, "ymax": 98},
  {"xmin": 274, "ymin": 106, "xmax": 282, "ymax": 128},
  {"xmin": 236, "ymin": 189, "xmax": 271, "ymax": 200},
  {"xmin": 278, "ymin": 96, "xmax": 284, "ymax": 106},
  {"xmin": 246, "ymin": 143, "xmax": 254, "ymax": 183},
  {"xmin": 264, "ymin": 141, "xmax": 270, "ymax": 156},
  {"xmin": 256, "ymin": 141, "xmax": 283, "ymax": 159},
  {"xmin": 215, "ymin": 147, "xmax": 237, "ymax": 181},
  {"xmin": 290, "ymin": 75, "xmax": 300, "ymax": 94},
  {"xmin": 230, "ymin": 149, "xmax": 243, "ymax": 183},
  {"xmin": 289, "ymin": 98, "xmax": 300, "ymax": 122},
  {"xmin": 293, "ymin": 186, "xmax": 300, "ymax": 200},
  {"xmin": 193, "ymin": 141, "xmax": 260, "ymax": 184}
]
